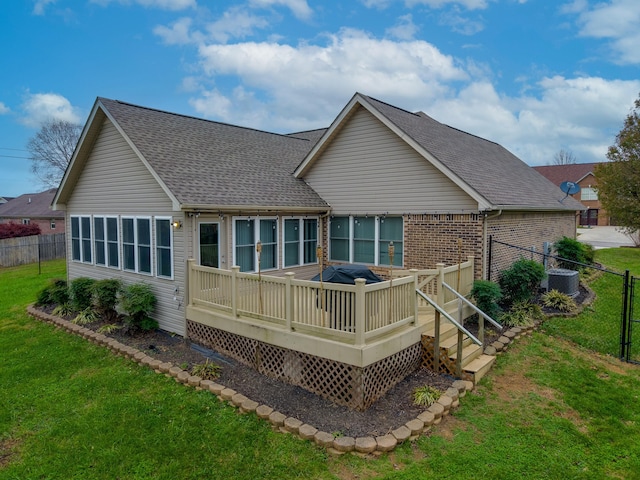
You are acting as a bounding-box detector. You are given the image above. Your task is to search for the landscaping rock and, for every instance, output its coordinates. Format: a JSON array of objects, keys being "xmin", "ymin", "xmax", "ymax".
[
  {"xmin": 445, "ymin": 387, "xmax": 459, "ymax": 401},
  {"xmin": 437, "ymin": 395, "xmax": 453, "ymax": 414},
  {"xmin": 284, "ymin": 417, "xmax": 303, "ymax": 434},
  {"xmin": 417, "ymin": 410, "xmax": 435, "ymax": 426},
  {"xmin": 405, "ymin": 419, "xmax": 424, "ymax": 436},
  {"xmin": 158, "ymin": 362, "xmax": 173, "ymax": 373},
  {"xmin": 268, "ymin": 411, "xmax": 286, "ymax": 427},
  {"xmin": 504, "ymin": 330, "xmax": 517, "ymax": 339},
  {"xmin": 375, "ymin": 434, "xmax": 397, "ymax": 452},
  {"xmin": 428, "ymin": 402, "xmax": 445, "ymax": 423},
  {"xmin": 188, "ymin": 375, "xmax": 203, "ymax": 387},
  {"xmin": 498, "ymin": 335, "xmax": 510, "ymax": 345},
  {"xmin": 176, "ymin": 371, "xmax": 190, "ymax": 384},
  {"xmin": 355, "ymin": 436, "xmax": 377, "ymax": 453},
  {"xmin": 240, "ymin": 399, "xmax": 259, "ymax": 414},
  {"xmin": 208, "ymin": 383, "xmax": 225, "ymax": 396},
  {"xmin": 314, "ymin": 431, "xmax": 334, "ymax": 447},
  {"xmin": 298, "ymin": 424, "xmax": 318, "ymax": 440},
  {"xmin": 491, "ymin": 341, "xmax": 505, "ymax": 352},
  {"xmin": 333, "ymin": 436, "xmax": 355, "ymax": 452},
  {"xmin": 255, "ymin": 405, "xmax": 273, "ymax": 419},
  {"xmin": 392, "ymin": 425, "xmax": 411, "ymax": 443},
  {"xmin": 168, "ymin": 366, "xmax": 182, "ymax": 377},
  {"xmin": 484, "ymin": 345, "xmax": 497, "ymax": 356},
  {"xmin": 220, "ymin": 388, "xmax": 236, "ymax": 401},
  {"xmin": 230, "ymin": 393, "xmax": 248, "ymax": 407},
  {"xmin": 452, "ymin": 379, "xmax": 468, "ymax": 395}
]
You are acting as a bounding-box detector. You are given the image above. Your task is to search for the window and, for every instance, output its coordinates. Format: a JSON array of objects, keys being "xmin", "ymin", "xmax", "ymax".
[
  {"xmin": 330, "ymin": 215, "xmax": 403, "ymax": 266},
  {"xmin": 122, "ymin": 217, "xmax": 151, "ymax": 274},
  {"xmin": 106, "ymin": 217, "xmax": 119, "ymax": 268},
  {"xmin": 234, "ymin": 218, "xmax": 278, "ymax": 272},
  {"xmin": 22, "ymin": 218, "xmax": 30, "ymax": 225},
  {"xmin": 94, "ymin": 217, "xmax": 106, "ymax": 266},
  {"xmin": 156, "ymin": 218, "xmax": 172, "ymax": 278},
  {"xmin": 581, "ymin": 187, "xmax": 598, "ymax": 201},
  {"xmin": 199, "ymin": 223, "xmax": 220, "ymax": 268},
  {"xmin": 71, "ymin": 216, "xmax": 81, "ymax": 261},
  {"xmin": 71, "ymin": 216, "xmax": 92, "ymax": 263},
  {"xmin": 93, "ymin": 217, "xmax": 119, "ymax": 269},
  {"xmin": 283, "ymin": 218, "xmax": 318, "ymax": 267},
  {"xmin": 50, "ymin": 220, "xmax": 56, "ymax": 230}
]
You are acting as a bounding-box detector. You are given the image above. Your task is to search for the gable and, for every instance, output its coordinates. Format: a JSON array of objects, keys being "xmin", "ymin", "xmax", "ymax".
[
  {"xmin": 66, "ymin": 117, "xmax": 174, "ymax": 214},
  {"xmin": 302, "ymin": 106, "xmax": 478, "ymax": 215}
]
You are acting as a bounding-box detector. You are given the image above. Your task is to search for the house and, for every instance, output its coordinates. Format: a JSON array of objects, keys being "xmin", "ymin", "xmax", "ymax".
[
  {"xmin": 0, "ymin": 196, "xmax": 14, "ymax": 204},
  {"xmin": 53, "ymin": 93, "xmax": 583, "ymax": 408},
  {"xmin": 0, "ymin": 188, "xmax": 64, "ymax": 234},
  {"xmin": 533, "ymin": 162, "xmax": 611, "ymax": 227}
]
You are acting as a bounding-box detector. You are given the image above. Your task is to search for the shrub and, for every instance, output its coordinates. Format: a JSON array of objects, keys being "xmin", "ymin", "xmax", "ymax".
[
  {"xmin": 541, "ymin": 289, "xmax": 577, "ymax": 313},
  {"xmin": 119, "ymin": 283, "xmax": 157, "ymax": 331},
  {"xmin": 92, "ymin": 279, "xmax": 122, "ymax": 321},
  {"xmin": 0, "ymin": 222, "xmax": 41, "ymax": 239},
  {"xmin": 501, "ymin": 301, "xmax": 544, "ymax": 327},
  {"xmin": 554, "ymin": 236, "xmax": 594, "ymax": 270},
  {"xmin": 413, "ymin": 385, "xmax": 442, "ymax": 407},
  {"xmin": 70, "ymin": 277, "xmax": 96, "ymax": 312},
  {"xmin": 470, "ymin": 280, "xmax": 502, "ymax": 320},
  {"xmin": 35, "ymin": 278, "xmax": 69, "ymax": 307},
  {"xmin": 73, "ymin": 307, "xmax": 98, "ymax": 325},
  {"xmin": 191, "ymin": 359, "xmax": 222, "ymax": 381},
  {"xmin": 499, "ymin": 259, "xmax": 546, "ymax": 305}
]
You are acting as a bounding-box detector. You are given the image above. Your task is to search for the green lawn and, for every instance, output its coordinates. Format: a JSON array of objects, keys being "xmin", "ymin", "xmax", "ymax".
[{"xmin": 2, "ymin": 255, "xmax": 640, "ymax": 479}]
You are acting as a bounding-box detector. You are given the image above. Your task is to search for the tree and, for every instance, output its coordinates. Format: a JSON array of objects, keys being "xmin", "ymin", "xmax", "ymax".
[
  {"xmin": 595, "ymin": 93, "xmax": 640, "ymax": 235},
  {"xmin": 26, "ymin": 119, "xmax": 82, "ymax": 189},
  {"xmin": 552, "ymin": 149, "xmax": 577, "ymax": 165}
]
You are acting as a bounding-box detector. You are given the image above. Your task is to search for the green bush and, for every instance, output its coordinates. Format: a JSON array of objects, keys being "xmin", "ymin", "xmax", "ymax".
[
  {"xmin": 541, "ymin": 289, "xmax": 577, "ymax": 313},
  {"xmin": 501, "ymin": 301, "xmax": 544, "ymax": 327},
  {"xmin": 119, "ymin": 283, "xmax": 157, "ymax": 331},
  {"xmin": 70, "ymin": 277, "xmax": 96, "ymax": 312},
  {"xmin": 554, "ymin": 236, "xmax": 594, "ymax": 270},
  {"xmin": 35, "ymin": 279, "xmax": 69, "ymax": 307},
  {"xmin": 470, "ymin": 280, "xmax": 502, "ymax": 320},
  {"xmin": 413, "ymin": 385, "xmax": 442, "ymax": 407},
  {"xmin": 191, "ymin": 359, "xmax": 222, "ymax": 381},
  {"xmin": 499, "ymin": 258, "xmax": 546, "ymax": 305},
  {"xmin": 92, "ymin": 279, "xmax": 122, "ymax": 321}
]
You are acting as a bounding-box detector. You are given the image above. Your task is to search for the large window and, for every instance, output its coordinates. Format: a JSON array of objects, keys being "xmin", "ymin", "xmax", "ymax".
[
  {"xmin": 330, "ymin": 215, "xmax": 403, "ymax": 266},
  {"xmin": 283, "ymin": 218, "xmax": 318, "ymax": 267},
  {"xmin": 234, "ymin": 218, "xmax": 278, "ymax": 272},
  {"xmin": 581, "ymin": 187, "xmax": 598, "ymax": 201},
  {"xmin": 122, "ymin": 217, "xmax": 151, "ymax": 274},
  {"xmin": 71, "ymin": 216, "xmax": 81, "ymax": 261},
  {"xmin": 156, "ymin": 218, "xmax": 172, "ymax": 278},
  {"xmin": 71, "ymin": 216, "xmax": 92, "ymax": 263},
  {"xmin": 106, "ymin": 217, "xmax": 119, "ymax": 268}
]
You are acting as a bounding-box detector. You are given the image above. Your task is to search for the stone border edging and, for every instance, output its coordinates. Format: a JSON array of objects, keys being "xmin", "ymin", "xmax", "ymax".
[{"xmin": 27, "ymin": 305, "xmax": 530, "ymax": 455}]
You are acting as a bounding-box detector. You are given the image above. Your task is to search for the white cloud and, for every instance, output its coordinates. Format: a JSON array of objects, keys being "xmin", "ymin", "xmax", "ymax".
[
  {"xmin": 406, "ymin": 0, "xmax": 489, "ymax": 10},
  {"xmin": 386, "ymin": 14, "xmax": 419, "ymax": 40},
  {"xmin": 154, "ymin": 17, "xmax": 200, "ymax": 45},
  {"xmin": 249, "ymin": 0, "xmax": 313, "ymax": 20},
  {"xmin": 438, "ymin": 8, "xmax": 484, "ymax": 35},
  {"xmin": 33, "ymin": 0, "xmax": 56, "ymax": 15},
  {"xmin": 90, "ymin": 0, "xmax": 196, "ymax": 10},
  {"xmin": 192, "ymin": 29, "xmax": 467, "ymax": 129},
  {"xmin": 0, "ymin": 102, "xmax": 10, "ymax": 115},
  {"xmin": 569, "ymin": 0, "xmax": 640, "ymax": 64},
  {"xmin": 205, "ymin": 7, "xmax": 270, "ymax": 43},
  {"xmin": 20, "ymin": 93, "xmax": 82, "ymax": 127}
]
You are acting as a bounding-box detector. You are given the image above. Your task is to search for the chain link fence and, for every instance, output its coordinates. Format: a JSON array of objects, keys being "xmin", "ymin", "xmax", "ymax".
[{"xmin": 487, "ymin": 235, "xmax": 628, "ymax": 360}]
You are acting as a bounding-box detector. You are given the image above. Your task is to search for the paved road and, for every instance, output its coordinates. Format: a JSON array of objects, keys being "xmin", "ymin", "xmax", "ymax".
[{"xmin": 576, "ymin": 226, "xmax": 636, "ymax": 249}]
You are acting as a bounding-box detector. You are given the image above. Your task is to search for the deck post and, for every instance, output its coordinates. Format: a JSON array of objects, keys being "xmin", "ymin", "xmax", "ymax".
[
  {"xmin": 231, "ymin": 266, "xmax": 240, "ymax": 317},
  {"xmin": 285, "ymin": 272, "xmax": 294, "ymax": 331},
  {"xmin": 187, "ymin": 259, "xmax": 194, "ymax": 306},
  {"xmin": 436, "ymin": 263, "xmax": 445, "ymax": 309},
  {"xmin": 410, "ymin": 269, "xmax": 419, "ymax": 325},
  {"xmin": 434, "ymin": 310, "xmax": 441, "ymax": 372},
  {"xmin": 355, "ymin": 278, "xmax": 366, "ymax": 346}
]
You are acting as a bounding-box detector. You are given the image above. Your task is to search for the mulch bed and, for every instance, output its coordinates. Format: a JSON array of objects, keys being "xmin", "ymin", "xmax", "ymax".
[{"xmin": 41, "ymin": 306, "xmax": 455, "ymax": 438}]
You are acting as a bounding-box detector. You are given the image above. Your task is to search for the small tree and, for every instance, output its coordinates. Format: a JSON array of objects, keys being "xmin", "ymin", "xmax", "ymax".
[
  {"xmin": 554, "ymin": 236, "xmax": 594, "ymax": 270},
  {"xmin": 595, "ymin": 93, "xmax": 640, "ymax": 235},
  {"xmin": 470, "ymin": 280, "xmax": 502, "ymax": 320},
  {"xmin": 0, "ymin": 222, "xmax": 41, "ymax": 239},
  {"xmin": 119, "ymin": 283, "xmax": 157, "ymax": 331},
  {"xmin": 499, "ymin": 259, "xmax": 546, "ymax": 306},
  {"xmin": 26, "ymin": 119, "xmax": 82, "ymax": 189},
  {"xmin": 552, "ymin": 149, "xmax": 577, "ymax": 165}
]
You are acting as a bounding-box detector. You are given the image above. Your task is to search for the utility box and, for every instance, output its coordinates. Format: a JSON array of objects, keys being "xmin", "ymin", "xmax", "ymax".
[{"xmin": 547, "ymin": 268, "xmax": 579, "ymax": 297}]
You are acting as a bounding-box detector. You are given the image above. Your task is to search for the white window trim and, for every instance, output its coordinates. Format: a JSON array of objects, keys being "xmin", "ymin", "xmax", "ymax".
[
  {"xmin": 232, "ymin": 216, "xmax": 279, "ymax": 272},
  {"xmin": 329, "ymin": 215, "xmax": 404, "ymax": 267},
  {"xmin": 71, "ymin": 215, "xmax": 93, "ymax": 264},
  {"xmin": 90, "ymin": 215, "xmax": 121, "ymax": 270},
  {"xmin": 282, "ymin": 217, "xmax": 319, "ymax": 268},
  {"xmin": 155, "ymin": 216, "xmax": 174, "ymax": 280},
  {"xmin": 122, "ymin": 216, "xmax": 153, "ymax": 276}
]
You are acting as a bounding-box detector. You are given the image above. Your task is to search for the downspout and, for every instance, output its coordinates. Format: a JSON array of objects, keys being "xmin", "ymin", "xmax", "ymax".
[{"xmin": 482, "ymin": 209, "xmax": 502, "ymax": 280}]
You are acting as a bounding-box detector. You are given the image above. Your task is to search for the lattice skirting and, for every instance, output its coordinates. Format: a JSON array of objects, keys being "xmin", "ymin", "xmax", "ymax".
[
  {"xmin": 187, "ymin": 320, "xmax": 422, "ymax": 411},
  {"xmin": 420, "ymin": 336, "xmax": 473, "ymax": 382}
]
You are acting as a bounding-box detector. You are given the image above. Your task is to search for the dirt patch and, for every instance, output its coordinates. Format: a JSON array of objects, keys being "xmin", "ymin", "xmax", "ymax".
[{"xmin": 0, "ymin": 438, "xmax": 20, "ymax": 468}]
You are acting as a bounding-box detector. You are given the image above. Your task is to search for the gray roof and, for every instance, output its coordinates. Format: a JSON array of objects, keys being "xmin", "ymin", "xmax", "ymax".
[
  {"xmin": 99, "ymin": 98, "xmax": 329, "ymax": 210},
  {"xmin": 0, "ymin": 189, "xmax": 63, "ymax": 218},
  {"xmin": 362, "ymin": 95, "xmax": 584, "ymax": 211}
]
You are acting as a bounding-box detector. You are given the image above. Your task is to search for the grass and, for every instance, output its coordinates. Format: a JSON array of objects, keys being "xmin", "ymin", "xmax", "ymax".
[{"xmin": 2, "ymin": 254, "xmax": 640, "ymax": 479}]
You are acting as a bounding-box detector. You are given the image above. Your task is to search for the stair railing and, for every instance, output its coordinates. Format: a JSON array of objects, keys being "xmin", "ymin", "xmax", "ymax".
[
  {"xmin": 441, "ymin": 281, "xmax": 503, "ymax": 344},
  {"xmin": 416, "ymin": 289, "xmax": 481, "ymax": 377}
]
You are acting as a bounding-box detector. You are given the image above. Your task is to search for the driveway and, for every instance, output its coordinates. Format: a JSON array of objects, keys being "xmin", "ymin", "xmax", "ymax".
[{"xmin": 576, "ymin": 226, "xmax": 636, "ymax": 249}]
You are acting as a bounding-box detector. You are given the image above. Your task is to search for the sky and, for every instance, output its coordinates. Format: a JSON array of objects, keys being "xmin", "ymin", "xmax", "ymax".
[{"xmin": 1, "ymin": 0, "xmax": 639, "ymax": 197}]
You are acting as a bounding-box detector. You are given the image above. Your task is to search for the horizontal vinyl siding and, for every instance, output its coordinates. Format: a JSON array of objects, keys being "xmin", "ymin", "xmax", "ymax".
[
  {"xmin": 304, "ymin": 107, "xmax": 477, "ymax": 215},
  {"xmin": 65, "ymin": 118, "xmax": 186, "ymax": 335}
]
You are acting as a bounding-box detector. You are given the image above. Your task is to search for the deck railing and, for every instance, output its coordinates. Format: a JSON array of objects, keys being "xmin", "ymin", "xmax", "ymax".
[{"xmin": 188, "ymin": 261, "xmax": 418, "ymax": 345}]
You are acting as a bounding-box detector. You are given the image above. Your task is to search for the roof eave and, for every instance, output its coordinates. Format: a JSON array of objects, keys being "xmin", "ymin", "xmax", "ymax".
[{"xmin": 179, "ymin": 204, "xmax": 331, "ymax": 214}]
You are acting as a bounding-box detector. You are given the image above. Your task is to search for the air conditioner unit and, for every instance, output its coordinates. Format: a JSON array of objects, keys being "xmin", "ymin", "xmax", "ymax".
[{"xmin": 547, "ymin": 268, "xmax": 579, "ymax": 297}]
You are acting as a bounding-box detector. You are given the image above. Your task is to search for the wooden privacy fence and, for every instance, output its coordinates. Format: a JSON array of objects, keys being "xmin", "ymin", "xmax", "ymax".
[
  {"xmin": 188, "ymin": 261, "xmax": 418, "ymax": 346},
  {"xmin": 0, "ymin": 233, "xmax": 66, "ymax": 267}
]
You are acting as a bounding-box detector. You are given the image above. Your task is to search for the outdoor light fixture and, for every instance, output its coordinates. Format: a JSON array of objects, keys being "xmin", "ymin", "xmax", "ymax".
[{"xmin": 172, "ymin": 219, "xmax": 182, "ymax": 229}]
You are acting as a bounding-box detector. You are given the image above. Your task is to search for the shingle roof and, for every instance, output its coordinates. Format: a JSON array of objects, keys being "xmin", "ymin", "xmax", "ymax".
[
  {"xmin": 362, "ymin": 95, "xmax": 584, "ymax": 211},
  {"xmin": 532, "ymin": 163, "xmax": 600, "ymax": 186},
  {"xmin": 0, "ymin": 189, "xmax": 63, "ymax": 218},
  {"xmin": 99, "ymin": 98, "xmax": 329, "ymax": 210}
]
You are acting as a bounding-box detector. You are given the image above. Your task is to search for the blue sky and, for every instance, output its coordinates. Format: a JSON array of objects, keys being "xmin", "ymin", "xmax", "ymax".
[{"xmin": 1, "ymin": 0, "xmax": 639, "ymax": 197}]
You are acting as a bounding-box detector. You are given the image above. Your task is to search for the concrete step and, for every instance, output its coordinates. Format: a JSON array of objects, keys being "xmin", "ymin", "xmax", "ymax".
[{"xmin": 463, "ymin": 354, "xmax": 496, "ymax": 384}]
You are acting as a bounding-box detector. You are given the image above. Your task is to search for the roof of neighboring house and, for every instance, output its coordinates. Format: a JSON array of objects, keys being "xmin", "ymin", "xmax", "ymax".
[
  {"xmin": 0, "ymin": 196, "xmax": 15, "ymax": 204},
  {"xmin": 297, "ymin": 94, "xmax": 585, "ymax": 212},
  {"xmin": 532, "ymin": 163, "xmax": 601, "ymax": 186},
  {"xmin": 0, "ymin": 189, "xmax": 63, "ymax": 219},
  {"xmin": 56, "ymin": 98, "xmax": 330, "ymax": 211}
]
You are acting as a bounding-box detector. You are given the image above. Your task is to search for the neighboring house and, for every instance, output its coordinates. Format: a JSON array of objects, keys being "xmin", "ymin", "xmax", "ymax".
[
  {"xmin": 0, "ymin": 196, "xmax": 14, "ymax": 204},
  {"xmin": 53, "ymin": 93, "xmax": 583, "ymax": 337},
  {"xmin": 0, "ymin": 188, "xmax": 64, "ymax": 234},
  {"xmin": 533, "ymin": 163, "xmax": 610, "ymax": 227}
]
